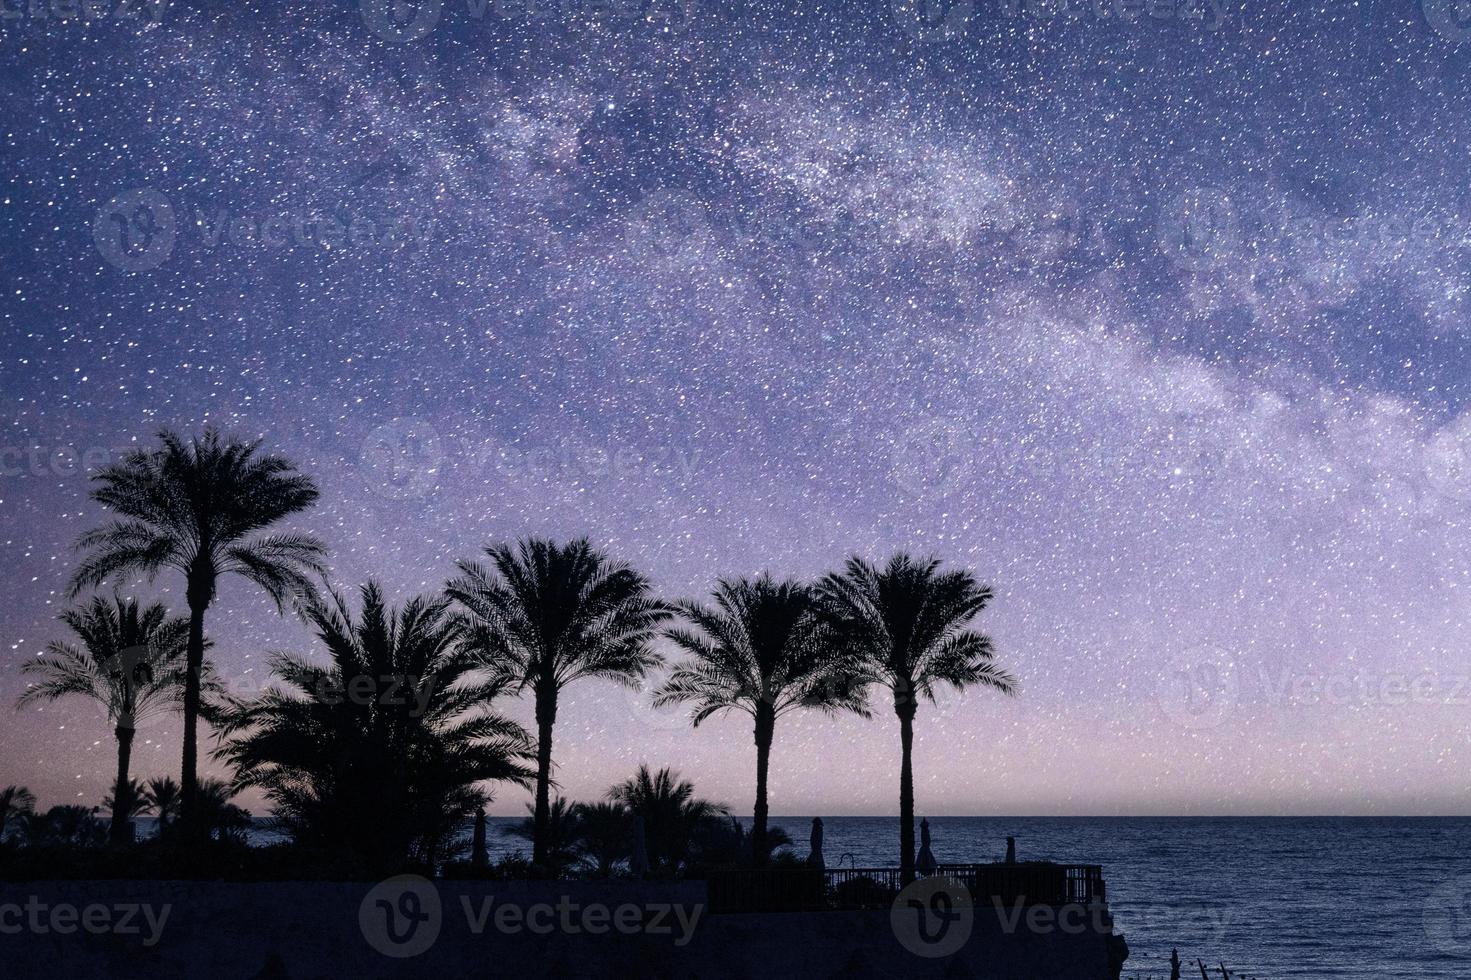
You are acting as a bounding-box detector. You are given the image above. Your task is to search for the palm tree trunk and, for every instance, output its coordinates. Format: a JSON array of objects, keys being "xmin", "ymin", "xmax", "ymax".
[
  {"xmin": 110, "ymin": 726, "xmax": 135, "ymax": 845},
  {"xmin": 752, "ymin": 705, "xmax": 775, "ymax": 867},
  {"xmin": 897, "ymin": 702, "xmax": 917, "ymax": 885},
  {"xmin": 532, "ymin": 685, "xmax": 557, "ymax": 871},
  {"xmin": 179, "ymin": 596, "xmax": 207, "ymax": 844}
]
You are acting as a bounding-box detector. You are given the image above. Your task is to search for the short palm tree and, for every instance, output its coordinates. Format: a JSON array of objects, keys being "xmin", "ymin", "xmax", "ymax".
[
  {"xmin": 608, "ymin": 765, "xmax": 730, "ymax": 873},
  {"xmin": 102, "ymin": 777, "xmax": 150, "ymax": 840},
  {"xmin": 68, "ymin": 428, "xmax": 326, "ymax": 840},
  {"xmin": 18, "ymin": 595, "xmax": 191, "ymax": 844},
  {"xmin": 816, "ymin": 554, "xmax": 1017, "ymax": 884},
  {"xmin": 216, "ymin": 581, "xmax": 534, "ymax": 868},
  {"xmin": 447, "ymin": 537, "xmax": 672, "ymax": 870},
  {"xmin": 0, "ymin": 786, "xmax": 36, "ymax": 843},
  {"xmin": 504, "ymin": 797, "xmax": 582, "ymax": 876},
  {"xmin": 144, "ymin": 776, "xmax": 181, "ymax": 839},
  {"xmin": 655, "ymin": 574, "xmax": 868, "ymax": 865},
  {"xmin": 572, "ymin": 801, "xmax": 631, "ymax": 877}
]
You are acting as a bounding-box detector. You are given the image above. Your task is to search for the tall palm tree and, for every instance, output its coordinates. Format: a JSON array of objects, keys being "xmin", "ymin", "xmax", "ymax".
[
  {"xmin": 17, "ymin": 595, "xmax": 191, "ymax": 844},
  {"xmin": 216, "ymin": 582, "xmax": 534, "ymax": 869},
  {"xmin": 816, "ymin": 554, "xmax": 1017, "ymax": 884},
  {"xmin": 0, "ymin": 786, "xmax": 36, "ymax": 843},
  {"xmin": 654, "ymin": 574, "xmax": 868, "ymax": 865},
  {"xmin": 68, "ymin": 428, "xmax": 326, "ymax": 840},
  {"xmin": 446, "ymin": 537, "xmax": 672, "ymax": 870},
  {"xmin": 144, "ymin": 776, "xmax": 181, "ymax": 839},
  {"xmin": 608, "ymin": 765, "xmax": 730, "ymax": 873}
]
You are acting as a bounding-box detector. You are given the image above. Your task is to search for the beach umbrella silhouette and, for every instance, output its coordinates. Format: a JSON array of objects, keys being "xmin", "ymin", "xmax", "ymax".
[
  {"xmin": 472, "ymin": 807, "xmax": 488, "ymax": 868},
  {"xmin": 807, "ymin": 816, "xmax": 825, "ymax": 870},
  {"xmin": 916, "ymin": 818, "xmax": 937, "ymax": 875},
  {"xmin": 630, "ymin": 814, "xmax": 649, "ymax": 879}
]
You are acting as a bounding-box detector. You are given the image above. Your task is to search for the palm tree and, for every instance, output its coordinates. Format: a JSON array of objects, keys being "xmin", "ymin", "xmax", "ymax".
[
  {"xmin": 655, "ymin": 574, "xmax": 868, "ymax": 865},
  {"xmin": 102, "ymin": 777, "xmax": 150, "ymax": 841},
  {"xmin": 0, "ymin": 786, "xmax": 36, "ymax": 843},
  {"xmin": 446, "ymin": 537, "xmax": 672, "ymax": 870},
  {"xmin": 196, "ymin": 778, "xmax": 253, "ymax": 843},
  {"xmin": 571, "ymin": 801, "xmax": 630, "ymax": 877},
  {"xmin": 216, "ymin": 582, "xmax": 534, "ymax": 869},
  {"xmin": 18, "ymin": 595, "xmax": 191, "ymax": 844},
  {"xmin": 144, "ymin": 776, "xmax": 181, "ymax": 840},
  {"xmin": 504, "ymin": 797, "xmax": 582, "ymax": 876},
  {"xmin": 608, "ymin": 765, "xmax": 730, "ymax": 873},
  {"xmin": 68, "ymin": 428, "xmax": 326, "ymax": 840},
  {"xmin": 816, "ymin": 554, "xmax": 1017, "ymax": 884}
]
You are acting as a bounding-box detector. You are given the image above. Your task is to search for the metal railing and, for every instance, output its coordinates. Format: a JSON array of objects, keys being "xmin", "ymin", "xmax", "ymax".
[{"xmin": 708, "ymin": 862, "xmax": 1106, "ymax": 913}]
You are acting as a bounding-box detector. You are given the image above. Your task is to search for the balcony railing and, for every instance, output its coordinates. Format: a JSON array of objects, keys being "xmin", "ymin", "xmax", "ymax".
[{"xmin": 707, "ymin": 862, "xmax": 1107, "ymax": 914}]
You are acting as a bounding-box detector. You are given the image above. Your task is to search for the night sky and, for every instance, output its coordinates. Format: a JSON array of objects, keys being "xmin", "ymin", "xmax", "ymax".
[{"xmin": 4, "ymin": 0, "xmax": 1471, "ymax": 817}]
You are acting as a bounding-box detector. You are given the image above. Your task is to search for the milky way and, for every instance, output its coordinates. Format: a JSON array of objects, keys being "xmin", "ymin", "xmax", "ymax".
[{"xmin": 4, "ymin": 0, "xmax": 1471, "ymax": 816}]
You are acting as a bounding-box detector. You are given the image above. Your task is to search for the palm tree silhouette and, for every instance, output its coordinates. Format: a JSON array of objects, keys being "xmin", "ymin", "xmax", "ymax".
[
  {"xmin": 609, "ymin": 764, "xmax": 730, "ymax": 873},
  {"xmin": 817, "ymin": 554, "xmax": 1016, "ymax": 884},
  {"xmin": 68, "ymin": 428, "xmax": 326, "ymax": 840},
  {"xmin": 102, "ymin": 777, "xmax": 150, "ymax": 840},
  {"xmin": 18, "ymin": 595, "xmax": 191, "ymax": 844},
  {"xmin": 447, "ymin": 537, "xmax": 672, "ymax": 870},
  {"xmin": 655, "ymin": 574, "xmax": 869, "ymax": 865},
  {"xmin": 0, "ymin": 786, "xmax": 35, "ymax": 843},
  {"xmin": 216, "ymin": 582, "xmax": 534, "ymax": 868},
  {"xmin": 144, "ymin": 776, "xmax": 181, "ymax": 840},
  {"xmin": 571, "ymin": 800, "xmax": 631, "ymax": 877}
]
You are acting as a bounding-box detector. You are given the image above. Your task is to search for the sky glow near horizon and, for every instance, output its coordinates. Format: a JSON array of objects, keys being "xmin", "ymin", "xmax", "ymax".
[{"xmin": 4, "ymin": 0, "xmax": 1471, "ymax": 816}]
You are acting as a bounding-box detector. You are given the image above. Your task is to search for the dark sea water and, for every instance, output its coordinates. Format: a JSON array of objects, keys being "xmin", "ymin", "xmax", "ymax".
[
  {"xmin": 487, "ymin": 815, "xmax": 1471, "ymax": 978},
  {"xmin": 174, "ymin": 815, "xmax": 1471, "ymax": 977}
]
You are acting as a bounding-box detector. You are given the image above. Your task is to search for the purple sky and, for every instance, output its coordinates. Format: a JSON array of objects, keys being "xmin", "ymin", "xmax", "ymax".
[{"xmin": 3, "ymin": 1, "xmax": 1471, "ymax": 816}]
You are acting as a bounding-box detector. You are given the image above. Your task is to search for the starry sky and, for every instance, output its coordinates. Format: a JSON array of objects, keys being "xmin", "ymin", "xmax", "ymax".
[{"xmin": 3, "ymin": 0, "xmax": 1471, "ymax": 817}]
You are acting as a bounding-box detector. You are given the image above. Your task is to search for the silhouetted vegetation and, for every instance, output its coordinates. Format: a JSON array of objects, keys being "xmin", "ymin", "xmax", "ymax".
[
  {"xmin": 7, "ymin": 427, "xmax": 1018, "ymax": 886},
  {"xmin": 68, "ymin": 428, "xmax": 326, "ymax": 842},
  {"xmin": 215, "ymin": 582, "xmax": 534, "ymax": 870}
]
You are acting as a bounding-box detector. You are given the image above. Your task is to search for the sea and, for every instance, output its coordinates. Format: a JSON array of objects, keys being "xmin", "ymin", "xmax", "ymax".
[{"xmin": 141, "ymin": 814, "xmax": 1471, "ymax": 978}]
